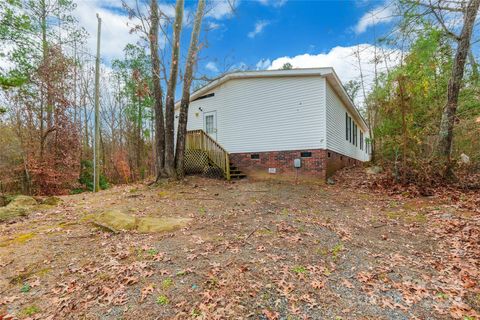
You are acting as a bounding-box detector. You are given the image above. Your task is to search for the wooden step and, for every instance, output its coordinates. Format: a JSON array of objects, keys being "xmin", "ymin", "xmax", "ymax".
[
  {"xmin": 228, "ymin": 163, "xmax": 246, "ymax": 179},
  {"xmin": 230, "ymin": 173, "xmax": 247, "ymax": 179}
]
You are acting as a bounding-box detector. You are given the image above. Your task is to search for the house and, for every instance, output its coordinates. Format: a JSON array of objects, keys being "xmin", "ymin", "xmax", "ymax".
[{"xmin": 179, "ymin": 68, "xmax": 370, "ymax": 180}]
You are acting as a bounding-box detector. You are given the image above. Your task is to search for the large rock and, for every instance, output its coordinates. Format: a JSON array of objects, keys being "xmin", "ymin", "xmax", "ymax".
[
  {"xmin": 0, "ymin": 195, "xmax": 38, "ymax": 222},
  {"xmin": 137, "ymin": 217, "xmax": 191, "ymax": 233},
  {"xmin": 93, "ymin": 210, "xmax": 191, "ymax": 233},
  {"xmin": 41, "ymin": 196, "xmax": 63, "ymax": 206},
  {"xmin": 95, "ymin": 210, "xmax": 137, "ymax": 231},
  {"xmin": 460, "ymin": 153, "xmax": 470, "ymax": 164},
  {"xmin": 366, "ymin": 166, "xmax": 383, "ymax": 175},
  {"xmin": 9, "ymin": 195, "xmax": 38, "ymax": 207}
]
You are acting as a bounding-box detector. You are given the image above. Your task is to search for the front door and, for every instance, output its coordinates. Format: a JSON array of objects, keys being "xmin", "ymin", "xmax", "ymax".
[{"xmin": 204, "ymin": 111, "xmax": 217, "ymax": 140}]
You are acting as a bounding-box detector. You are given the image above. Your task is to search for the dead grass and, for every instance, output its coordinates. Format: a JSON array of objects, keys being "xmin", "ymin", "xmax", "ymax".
[{"xmin": 0, "ymin": 175, "xmax": 478, "ymax": 319}]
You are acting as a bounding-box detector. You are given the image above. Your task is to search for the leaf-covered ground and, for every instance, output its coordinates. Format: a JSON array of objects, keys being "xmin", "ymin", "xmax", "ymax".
[{"xmin": 0, "ymin": 173, "xmax": 479, "ymax": 319}]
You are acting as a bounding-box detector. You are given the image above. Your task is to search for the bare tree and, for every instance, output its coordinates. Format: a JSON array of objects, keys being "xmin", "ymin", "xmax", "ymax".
[
  {"xmin": 149, "ymin": 0, "xmax": 166, "ymax": 180},
  {"xmin": 164, "ymin": 0, "xmax": 184, "ymax": 178},
  {"xmin": 93, "ymin": 14, "xmax": 102, "ymax": 192},
  {"xmin": 354, "ymin": 45, "xmax": 378, "ymax": 162},
  {"xmin": 432, "ymin": 0, "xmax": 480, "ymax": 175},
  {"xmin": 175, "ymin": 0, "xmax": 206, "ymax": 177}
]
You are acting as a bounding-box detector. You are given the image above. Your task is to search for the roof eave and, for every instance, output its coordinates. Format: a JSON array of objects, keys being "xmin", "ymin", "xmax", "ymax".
[{"xmin": 324, "ymin": 71, "xmax": 369, "ymax": 132}]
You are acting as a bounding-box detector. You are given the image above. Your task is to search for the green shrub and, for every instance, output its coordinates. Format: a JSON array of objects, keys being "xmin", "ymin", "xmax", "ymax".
[
  {"xmin": 78, "ymin": 160, "xmax": 109, "ymax": 191},
  {"xmin": 70, "ymin": 188, "xmax": 84, "ymax": 195}
]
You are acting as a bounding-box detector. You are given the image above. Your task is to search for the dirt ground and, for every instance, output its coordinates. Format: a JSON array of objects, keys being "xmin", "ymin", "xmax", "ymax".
[{"xmin": 0, "ymin": 172, "xmax": 479, "ymax": 319}]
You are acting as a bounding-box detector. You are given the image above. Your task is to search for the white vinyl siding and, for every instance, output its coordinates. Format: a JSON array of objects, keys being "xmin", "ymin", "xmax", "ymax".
[
  {"xmin": 187, "ymin": 76, "xmax": 326, "ymax": 153},
  {"xmin": 325, "ymin": 82, "xmax": 370, "ymax": 161}
]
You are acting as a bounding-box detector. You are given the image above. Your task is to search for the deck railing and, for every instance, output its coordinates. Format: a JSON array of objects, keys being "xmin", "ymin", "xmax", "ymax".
[{"xmin": 186, "ymin": 130, "xmax": 231, "ymax": 180}]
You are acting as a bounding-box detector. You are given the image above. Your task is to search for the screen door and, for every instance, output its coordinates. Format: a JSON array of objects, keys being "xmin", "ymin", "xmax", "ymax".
[{"xmin": 204, "ymin": 111, "xmax": 217, "ymax": 140}]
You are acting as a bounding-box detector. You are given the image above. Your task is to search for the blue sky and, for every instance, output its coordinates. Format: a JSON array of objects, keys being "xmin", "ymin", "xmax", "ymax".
[
  {"xmin": 74, "ymin": 0, "xmax": 398, "ymax": 98},
  {"xmin": 199, "ymin": 0, "xmax": 390, "ymax": 72}
]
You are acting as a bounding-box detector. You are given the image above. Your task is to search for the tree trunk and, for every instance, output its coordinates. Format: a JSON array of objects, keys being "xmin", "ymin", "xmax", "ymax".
[
  {"xmin": 93, "ymin": 14, "xmax": 102, "ymax": 192},
  {"xmin": 39, "ymin": 0, "xmax": 47, "ymax": 159},
  {"xmin": 82, "ymin": 83, "xmax": 89, "ymax": 152},
  {"xmin": 397, "ymin": 76, "xmax": 408, "ymax": 184},
  {"xmin": 136, "ymin": 96, "xmax": 142, "ymax": 172},
  {"xmin": 437, "ymin": 0, "xmax": 480, "ymax": 175},
  {"xmin": 175, "ymin": 0, "xmax": 206, "ymax": 178},
  {"xmin": 164, "ymin": 0, "xmax": 184, "ymax": 178},
  {"xmin": 355, "ymin": 45, "xmax": 376, "ymax": 162},
  {"xmin": 149, "ymin": 0, "xmax": 166, "ymax": 180}
]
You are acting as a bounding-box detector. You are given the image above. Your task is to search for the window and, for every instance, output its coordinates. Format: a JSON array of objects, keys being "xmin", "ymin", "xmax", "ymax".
[
  {"xmin": 355, "ymin": 125, "xmax": 358, "ymax": 147},
  {"xmin": 349, "ymin": 117, "xmax": 352, "ymax": 143},
  {"xmin": 205, "ymin": 115, "xmax": 214, "ymax": 134},
  {"xmin": 300, "ymin": 151, "xmax": 312, "ymax": 158},
  {"xmin": 353, "ymin": 123, "xmax": 356, "ymax": 145},
  {"xmin": 251, "ymin": 154, "xmax": 260, "ymax": 159},
  {"xmin": 346, "ymin": 113, "xmax": 354, "ymax": 143},
  {"xmin": 328, "ymin": 152, "xmax": 331, "ymax": 158},
  {"xmin": 346, "ymin": 116, "xmax": 359, "ymax": 147},
  {"xmin": 354, "ymin": 124, "xmax": 358, "ymax": 147},
  {"xmin": 345, "ymin": 113, "xmax": 349, "ymax": 141},
  {"xmin": 360, "ymin": 131, "xmax": 364, "ymax": 150}
]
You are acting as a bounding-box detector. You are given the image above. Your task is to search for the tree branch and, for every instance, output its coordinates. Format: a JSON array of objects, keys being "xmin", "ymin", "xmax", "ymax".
[{"xmin": 428, "ymin": 0, "xmax": 461, "ymax": 41}]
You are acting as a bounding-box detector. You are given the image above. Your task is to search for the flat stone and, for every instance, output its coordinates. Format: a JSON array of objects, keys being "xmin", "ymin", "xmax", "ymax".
[
  {"xmin": 0, "ymin": 195, "xmax": 38, "ymax": 222},
  {"xmin": 95, "ymin": 210, "xmax": 137, "ymax": 231},
  {"xmin": 136, "ymin": 217, "xmax": 191, "ymax": 233},
  {"xmin": 9, "ymin": 195, "xmax": 38, "ymax": 208},
  {"xmin": 93, "ymin": 210, "xmax": 190, "ymax": 234},
  {"xmin": 366, "ymin": 166, "xmax": 383, "ymax": 175},
  {"xmin": 0, "ymin": 207, "xmax": 27, "ymax": 222},
  {"xmin": 41, "ymin": 196, "xmax": 62, "ymax": 206}
]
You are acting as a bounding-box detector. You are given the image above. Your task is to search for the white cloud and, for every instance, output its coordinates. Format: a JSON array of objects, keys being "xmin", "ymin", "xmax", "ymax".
[
  {"xmin": 72, "ymin": 1, "xmax": 189, "ymax": 63},
  {"xmin": 71, "ymin": 0, "xmax": 239, "ymax": 64},
  {"xmin": 74, "ymin": 1, "xmax": 142, "ymax": 63},
  {"xmin": 255, "ymin": 58, "xmax": 271, "ymax": 70},
  {"xmin": 248, "ymin": 20, "xmax": 270, "ymax": 38},
  {"xmin": 207, "ymin": 21, "xmax": 221, "ymax": 30},
  {"xmin": 354, "ymin": 2, "xmax": 394, "ymax": 34},
  {"xmin": 258, "ymin": 0, "xmax": 287, "ymax": 7},
  {"xmin": 159, "ymin": 3, "xmax": 177, "ymax": 19},
  {"xmin": 265, "ymin": 44, "xmax": 401, "ymax": 105},
  {"xmin": 206, "ymin": 0, "xmax": 238, "ymax": 19},
  {"xmin": 205, "ymin": 61, "xmax": 219, "ymax": 73}
]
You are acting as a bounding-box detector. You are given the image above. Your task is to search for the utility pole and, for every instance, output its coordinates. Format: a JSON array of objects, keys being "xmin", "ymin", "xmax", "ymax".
[{"xmin": 93, "ymin": 13, "xmax": 101, "ymax": 192}]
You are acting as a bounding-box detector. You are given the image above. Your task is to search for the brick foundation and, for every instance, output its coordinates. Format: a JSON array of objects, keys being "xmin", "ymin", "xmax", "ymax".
[
  {"xmin": 325, "ymin": 150, "xmax": 362, "ymax": 177},
  {"xmin": 229, "ymin": 149, "xmax": 361, "ymax": 181}
]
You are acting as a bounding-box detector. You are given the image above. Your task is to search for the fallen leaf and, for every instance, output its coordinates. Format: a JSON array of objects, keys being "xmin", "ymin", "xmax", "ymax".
[
  {"xmin": 140, "ymin": 284, "xmax": 155, "ymax": 302},
  {"xmin": 262, "ymin": 309, "xmax": 279, "ymax": 320},
  {"xmin": 310, "ymin": 280, "xmax": 324, "ymax": 290},
  {"xmin": 342, "ymin": 279, "xmax": 354, "ymax": 289}
]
